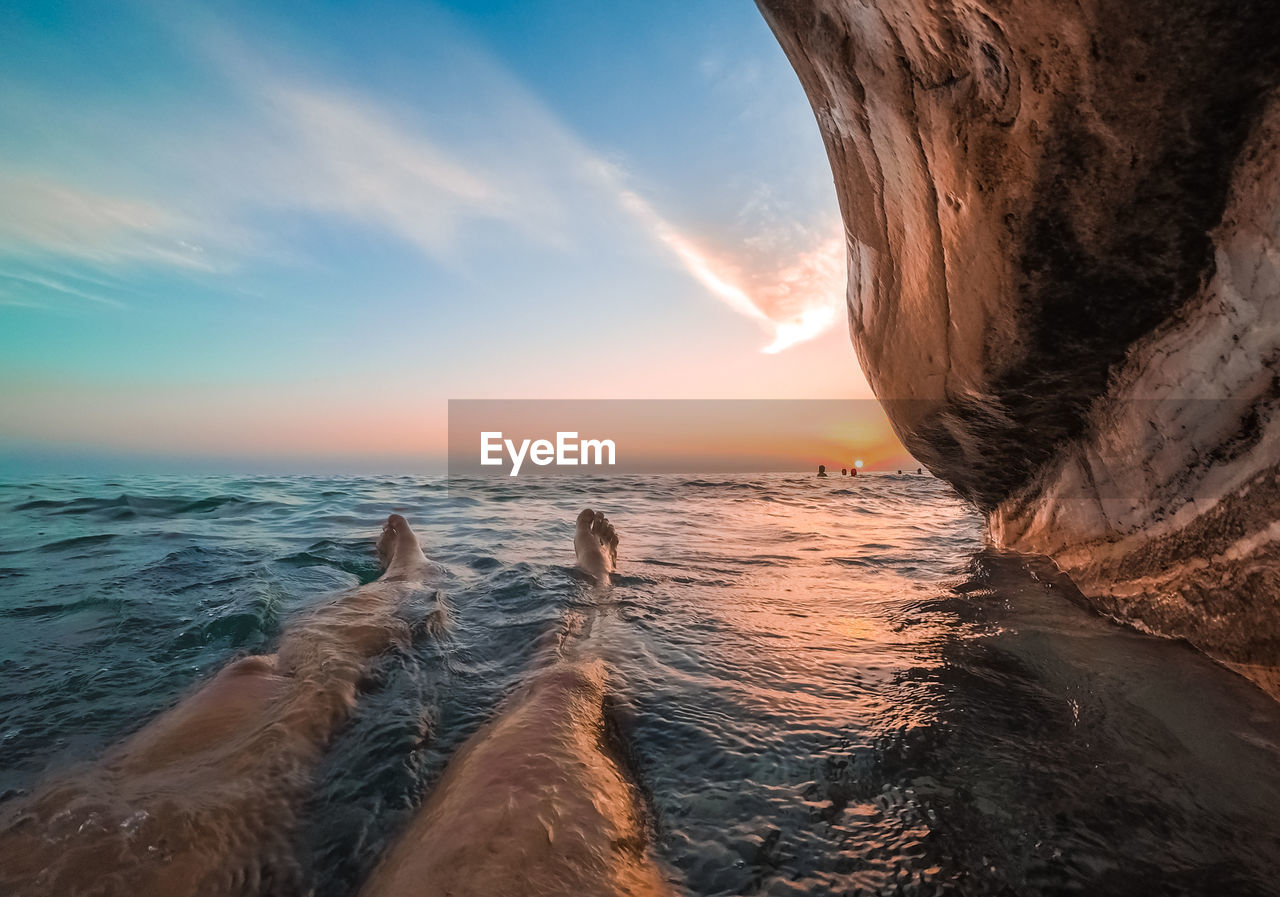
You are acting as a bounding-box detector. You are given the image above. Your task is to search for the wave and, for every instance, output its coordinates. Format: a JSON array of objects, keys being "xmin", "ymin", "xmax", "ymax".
[
  {"xmin": 36, "ymin": 532, "xmax": 119, "ymax": 553},
  {"xmin": 14, "ymin": 493, "xmax": 276, "ymax": 519}
]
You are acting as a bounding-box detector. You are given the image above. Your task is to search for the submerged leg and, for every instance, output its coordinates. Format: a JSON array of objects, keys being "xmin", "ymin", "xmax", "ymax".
[
  {"xmin": 360, "ymin": 509, "xmax": 672, "ymax": 897},
  {"xmin": 0, "ymin": 514, "xmax": 441, "ymax": 897}
]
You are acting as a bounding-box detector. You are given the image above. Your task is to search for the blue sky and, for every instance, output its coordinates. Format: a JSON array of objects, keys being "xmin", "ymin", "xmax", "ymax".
[{"xmin": 0, "ymin": 0, "xmax": 879, "ymax": 469}]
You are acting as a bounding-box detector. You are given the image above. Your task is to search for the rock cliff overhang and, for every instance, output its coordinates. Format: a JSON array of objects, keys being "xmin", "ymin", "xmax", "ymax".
[{"xmin": 757, "ymin": 0, "xmax": 1280, "ymax": 694}]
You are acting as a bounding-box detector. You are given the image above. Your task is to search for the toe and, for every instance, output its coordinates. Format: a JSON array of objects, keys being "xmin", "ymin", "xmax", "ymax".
[{"xmin": 592, "ymin": 514, "xmax": 619, "ymax": 560}]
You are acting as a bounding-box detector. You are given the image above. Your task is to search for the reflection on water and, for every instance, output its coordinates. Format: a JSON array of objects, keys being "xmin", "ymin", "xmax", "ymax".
[{"xmin": 1, "ymin": 473, "xmax": 1279, "ymax": 896}]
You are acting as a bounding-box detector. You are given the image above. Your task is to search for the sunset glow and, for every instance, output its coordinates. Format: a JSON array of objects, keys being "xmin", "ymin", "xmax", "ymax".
[
  {"xmin": 613, "ymin": 183, "xmax": 845, "ymax": 354},
  {"xmin": 0, "ymin": 1, "xmax": 883, "ymax": 471}
]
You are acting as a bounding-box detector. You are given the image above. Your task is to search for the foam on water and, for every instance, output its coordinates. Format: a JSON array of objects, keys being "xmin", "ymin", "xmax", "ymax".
[{"xmin": 1, "ymin": 473, "xmax": 1279, "ymax": 896}]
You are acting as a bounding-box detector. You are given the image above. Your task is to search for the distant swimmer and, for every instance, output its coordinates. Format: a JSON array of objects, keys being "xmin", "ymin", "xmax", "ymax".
[
  {"xmin": 841, "ymin": 467, "xmax": 847, "ymax": 476},
  {"xmin": 917, "ymin": 467, "xmax": 923, "ymax": 475},
  {"xmin": 850, "ymin": 468, "xmax": 857, "ymax": 477},
  {"xmin": 897, "ymin": 469, "xmax": 902, "ymax": 474},
  {"xmin": 817, "ymin": 465, "xmax": 828, "ymax": 477}
]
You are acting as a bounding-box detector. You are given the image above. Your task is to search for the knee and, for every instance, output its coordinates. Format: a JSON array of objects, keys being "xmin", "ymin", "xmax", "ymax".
[
  {"xmin": 528, "ymin": 660, "xmax": 608, "ymax": 702},
  {"xmin": 225, "ymin": 654, "xmax": 278, "ymax": 678}
]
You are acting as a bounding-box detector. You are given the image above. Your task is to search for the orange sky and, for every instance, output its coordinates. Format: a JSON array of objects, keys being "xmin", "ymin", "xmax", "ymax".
[
  {"xmin": 0, "ymin": 1, "xmax": 911, "ymax": 474},
  {"xmin": 0, "ymin": 321, "xmax": 915, "ymax": 472}
]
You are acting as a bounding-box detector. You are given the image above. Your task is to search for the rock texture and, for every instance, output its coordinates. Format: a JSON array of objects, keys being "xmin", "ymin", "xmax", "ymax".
[{"xmin": 757, "ymin": 0, "xmax": 1280, "ymax": 693}]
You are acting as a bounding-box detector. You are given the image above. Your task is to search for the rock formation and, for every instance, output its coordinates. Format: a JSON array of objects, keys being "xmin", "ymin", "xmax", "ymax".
[{"xmin": 757, "ymin": 0, "xmax": 1280, "ymax": 693}]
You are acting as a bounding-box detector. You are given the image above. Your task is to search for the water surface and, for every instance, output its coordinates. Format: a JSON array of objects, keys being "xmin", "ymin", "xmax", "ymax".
[{"xmin": 2, "ymin": 473, "xmax": 1278, "ymax": 896}]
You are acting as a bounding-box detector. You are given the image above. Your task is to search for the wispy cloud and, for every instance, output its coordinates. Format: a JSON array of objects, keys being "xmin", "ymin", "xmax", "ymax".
[
  {"xmin": 0, "ymin": 176, "xmax": 212, "ymax": 270},
  {"xmin": 592, "ymin": 161, "xmax": 844, "ymax": 352},
  {"xmin": 744, "ymin": 236, "xmax": 846, "ymax": 353},
  {"xmin": 0, "ymin": 6, "xmax": 845, "ymax": 352},
  {"xmin": 256, "ymin": 86, "xmax": 520, "ymax": 256},
  {"xmin": 0, "ymin": 269, "xmax": 126, "ymax": 309},
  {"xmin": 252, "ymin": 73, "xmax": 848, "ymax": 354},
  {"xmin": 0, "ymin": 289, "xmax": 49, "ymax": 311},
  {"xmin": 613, "ymin": 181, "xmax": 768, "ymax": 323}
]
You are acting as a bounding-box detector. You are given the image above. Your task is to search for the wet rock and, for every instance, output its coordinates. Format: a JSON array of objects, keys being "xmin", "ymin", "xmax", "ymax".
[{"xmin": 758, "ymin": 0, "xmax": 1280, "ymax": 693}]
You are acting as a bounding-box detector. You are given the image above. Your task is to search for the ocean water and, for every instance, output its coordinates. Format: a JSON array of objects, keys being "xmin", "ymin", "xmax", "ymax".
[{"xmin": 2, "ymin": 472, "xmax": 1280, "ymax": 896}]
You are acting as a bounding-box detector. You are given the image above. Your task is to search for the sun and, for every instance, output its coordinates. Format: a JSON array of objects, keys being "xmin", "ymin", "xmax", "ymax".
[{"xmin": 854, "ymin": 459, "xmax": 864, "ymax": 469}]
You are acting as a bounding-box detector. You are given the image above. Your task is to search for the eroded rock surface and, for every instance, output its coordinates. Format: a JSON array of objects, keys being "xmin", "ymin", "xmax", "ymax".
[{"xmin": 757, "ymin": 0, "xmax": 1280, "ymax": 692}]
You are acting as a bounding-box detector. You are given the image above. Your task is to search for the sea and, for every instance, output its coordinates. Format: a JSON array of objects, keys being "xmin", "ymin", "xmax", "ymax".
[{"xmin": 2, "ymin": 472, "xmax": 1279, "ymax": 896}]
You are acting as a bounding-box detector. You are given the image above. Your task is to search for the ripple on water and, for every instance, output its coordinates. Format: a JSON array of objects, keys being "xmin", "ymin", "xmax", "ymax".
[{"xmin": 1, "ymin": 473, "xmax": 1280, "ymax": 896}]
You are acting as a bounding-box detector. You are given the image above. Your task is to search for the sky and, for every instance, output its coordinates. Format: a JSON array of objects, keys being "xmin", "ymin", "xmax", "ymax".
[{"xmin": 0, "ymin": 0, "xmax": 905, "ymax": 472}]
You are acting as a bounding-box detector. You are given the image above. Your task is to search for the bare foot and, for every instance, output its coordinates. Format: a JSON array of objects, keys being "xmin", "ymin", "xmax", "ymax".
[
  {"xmin": 377, "ymin": 513, "xmax": 432, "ymax": 581},
  {"xmin": 574, "ymin": 508, "xmax": 618, "ymax": 584}
]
